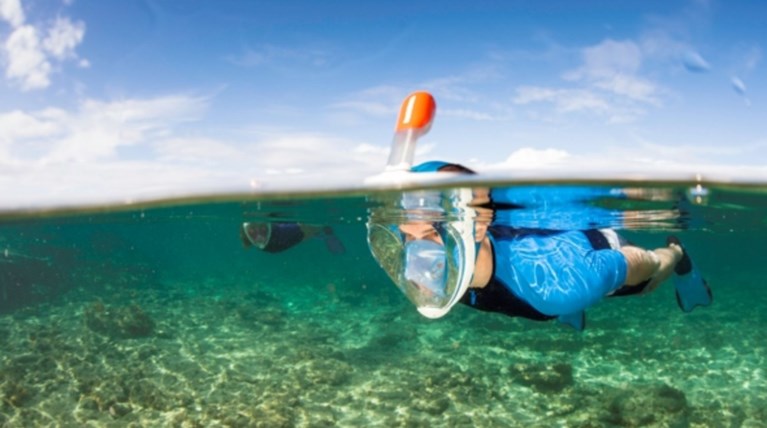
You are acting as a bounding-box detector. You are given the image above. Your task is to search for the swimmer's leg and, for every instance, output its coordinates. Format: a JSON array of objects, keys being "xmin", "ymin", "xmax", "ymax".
[
  {"xmin": 618, "ymin": 243, "xmax": 681, "ymax": 293},
  {"xmin": 610, "ymin": 240, "xmax": 680, "ymax": 297}
]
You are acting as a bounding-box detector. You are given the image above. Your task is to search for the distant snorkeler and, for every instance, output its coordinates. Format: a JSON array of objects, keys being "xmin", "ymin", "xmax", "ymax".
[
  {"xmin": 364, "ymin": 91, "xmax": 712, "ymax": 330},
  {"xmin": 240, "ymin": 222, "xmax": 345, "ymax": 255}
]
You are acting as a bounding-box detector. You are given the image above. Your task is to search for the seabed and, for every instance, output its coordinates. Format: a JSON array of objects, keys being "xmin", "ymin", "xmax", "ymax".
[{"xmin": 1, "ymin": 266, "xmax": 765, "ymax": 427}]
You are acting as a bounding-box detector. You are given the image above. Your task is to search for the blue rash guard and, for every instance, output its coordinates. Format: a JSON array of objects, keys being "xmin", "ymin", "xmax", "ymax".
[
  {"xmin": 462, "ymin": 226, "xmax": 628, "ymax": 320},
  {"xmin": 408, "ymin": 161, "xmax": 632, "ymax": 325}
]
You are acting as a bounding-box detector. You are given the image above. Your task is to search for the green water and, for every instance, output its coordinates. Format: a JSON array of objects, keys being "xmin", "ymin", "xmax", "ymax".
[{"xmin": 1, "ymin": 181, "xmax": 766, "ymax": 427}]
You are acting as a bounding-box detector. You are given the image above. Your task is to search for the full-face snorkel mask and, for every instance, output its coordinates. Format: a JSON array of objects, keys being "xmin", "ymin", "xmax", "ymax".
[
  {"xmin": 365, "ymin": 91, "xmax": 479, "ymax": 319},
  {"xmin": 367, "ymin": 188, "xmax": 479, "ymax": 319}
]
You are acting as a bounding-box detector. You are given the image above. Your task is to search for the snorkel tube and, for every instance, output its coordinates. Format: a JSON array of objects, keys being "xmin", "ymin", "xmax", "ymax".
[
  {"xmin": 364, "ymin": 91, "xmax": 445, "ymax": 186},
  {"xmin": 365, "ymin": 91, "xmax": 479, "ymax": 319}
]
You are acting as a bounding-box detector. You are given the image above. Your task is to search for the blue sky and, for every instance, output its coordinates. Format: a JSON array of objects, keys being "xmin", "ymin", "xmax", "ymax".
[{"xmin": 1, "ymin": 0, "xmax": 765, "ymax": 207}]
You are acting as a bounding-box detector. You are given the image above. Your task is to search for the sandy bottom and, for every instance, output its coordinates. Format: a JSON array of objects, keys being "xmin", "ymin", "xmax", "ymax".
[{"xmin": 1, "ymin": 271, "xmax": 766, "ymax": 427}]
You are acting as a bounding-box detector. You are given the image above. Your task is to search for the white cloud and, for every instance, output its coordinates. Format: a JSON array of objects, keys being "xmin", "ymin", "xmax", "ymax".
[
  {"xmin": 593, "ymin": 74, "xmax": 658, "ymax": 104},
  {"xmin": 353, "ymin": 143, "xmax": 389, "ymax": 156},
  {"xmin": 475, "ymin": 146, "xmax": 767, "ymax": 182},
  {"xmin": 512, "ymin": 38, "xmax": 664, "ymax": 124},
  {"xmin": 0, "ymin": 1, "xmax": 86, "ymax": 90},
  {"xmin": 0, "ymin": 0, "xmax": 24, "ymax": 27},
  {"xmin": 245, "ymin": 133, "xmax": 384, "ymax": 173},
  {"xmin": 567, "ymin": 39, "xmax": 643, "ymax": 78},
  {"xmin": 42, "ymin": 17, "xmax": 85, "ymax": 60},
  {"xmin": 154, "ymin": 137, "xmax": 245, "ymax": 164},
  {"xmin": 3, "ymin": 25, "xmax": 51, "ymax": 90},
  {"xmin": 512, "ymin": 86, "xmax": 557, "ymax": 104},
  {"xmin": 0, "ymin": 108, "xmax": 65, "ymax": 140},
  {"xmin": 489, "ymin": 147, "xmax": 570, "ymax": 170},
  {"xmin": 513, "ymin": 86, "xmax": 610, "ymax": 113},
  {"xmin": 564, "ymin": 39, "xmax": 658, "ymax": 103},
  {"xmin": 0, "ymin": 95, "xmax": 208, "ymax": 163},
  {"xmin": 636, "ymin": 139, "xmax": 766, "ymax": 159},
  {"xmin": 638, "ymin": 29, "xmax": 686, "ymax": 61}
]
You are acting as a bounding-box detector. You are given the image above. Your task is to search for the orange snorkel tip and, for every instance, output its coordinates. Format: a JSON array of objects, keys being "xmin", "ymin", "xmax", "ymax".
[{"xmin": 394, "ymin": 91, "xmax": 436, "ymax": 133}]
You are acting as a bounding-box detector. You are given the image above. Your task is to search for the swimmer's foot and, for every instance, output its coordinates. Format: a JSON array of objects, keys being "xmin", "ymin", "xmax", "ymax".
[{"xmin": 667, "ymin": 235, "xmax": 712, "ymax": 313}]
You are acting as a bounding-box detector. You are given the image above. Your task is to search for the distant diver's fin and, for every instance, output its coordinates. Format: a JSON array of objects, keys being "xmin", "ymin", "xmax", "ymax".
[
  {"xmin": 322, "ymin": 227, "xmax": 346, "ymax": 255},
  {"xmin": 558, "ymin": 311, "xmax": 586, "ymax": 331},
  {"xmin": 668, "ymin": 236, "xmax": 712, "ymax": 313}
]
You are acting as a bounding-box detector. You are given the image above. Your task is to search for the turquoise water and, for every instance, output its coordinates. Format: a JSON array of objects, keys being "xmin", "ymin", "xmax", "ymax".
[{"xmin": 1, "ymin": 181, "xmax": 766, "ymax": 427}]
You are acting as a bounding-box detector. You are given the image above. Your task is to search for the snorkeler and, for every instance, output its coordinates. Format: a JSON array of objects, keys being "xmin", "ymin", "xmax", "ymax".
[
  {"xmin": 365, "ymin": 91, "xmax": 712, "ymax": 330},
  {"xmin": 369, "ymin": 161, "xmax": 712, "ymax": 330},
  {"xmin": 241, "ymin": 222, "xmax": 345, "ymax": 254}
]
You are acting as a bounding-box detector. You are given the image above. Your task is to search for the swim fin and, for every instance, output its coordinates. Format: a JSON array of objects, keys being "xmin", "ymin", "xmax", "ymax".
[
  {"xmin": 558, "ymin": 311, "xmax": 586, "ymax": 331},
  {"xmin": 668, "ymin": 236, "xmax": 712, "ymax": 313},
  {"xmin": 322, "ymin": 227, "xmax": 346, "ymax": 255}
]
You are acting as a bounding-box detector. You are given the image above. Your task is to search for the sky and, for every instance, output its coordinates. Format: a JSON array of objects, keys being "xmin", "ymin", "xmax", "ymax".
[{"xmin": 1, "ymin": 0, "xmax": 766, "ymax": 208}]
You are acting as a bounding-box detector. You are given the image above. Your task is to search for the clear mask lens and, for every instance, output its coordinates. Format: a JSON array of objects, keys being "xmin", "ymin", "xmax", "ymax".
[{"xmin": 404, "ymin": 239, "xmax": 447, "ymax": 301}]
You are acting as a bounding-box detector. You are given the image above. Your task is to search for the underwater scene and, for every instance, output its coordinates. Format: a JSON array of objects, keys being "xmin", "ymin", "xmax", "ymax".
[
  {"xmin": 1, "ymin": 180, "xmax": 766, "ymax": 427},
  {"xmin": 4, "ymin": 0, "xmax": 767, "ymax": 426}
]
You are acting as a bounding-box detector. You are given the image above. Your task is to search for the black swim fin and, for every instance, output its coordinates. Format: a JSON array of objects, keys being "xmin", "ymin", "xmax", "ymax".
[
  {"xmin": 668, "ymin": 236, "xmax": 712, "ymax": 313},
  {"xmin": 322, "ymin": 227, "xmax": 346, "ymax": 255}
]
